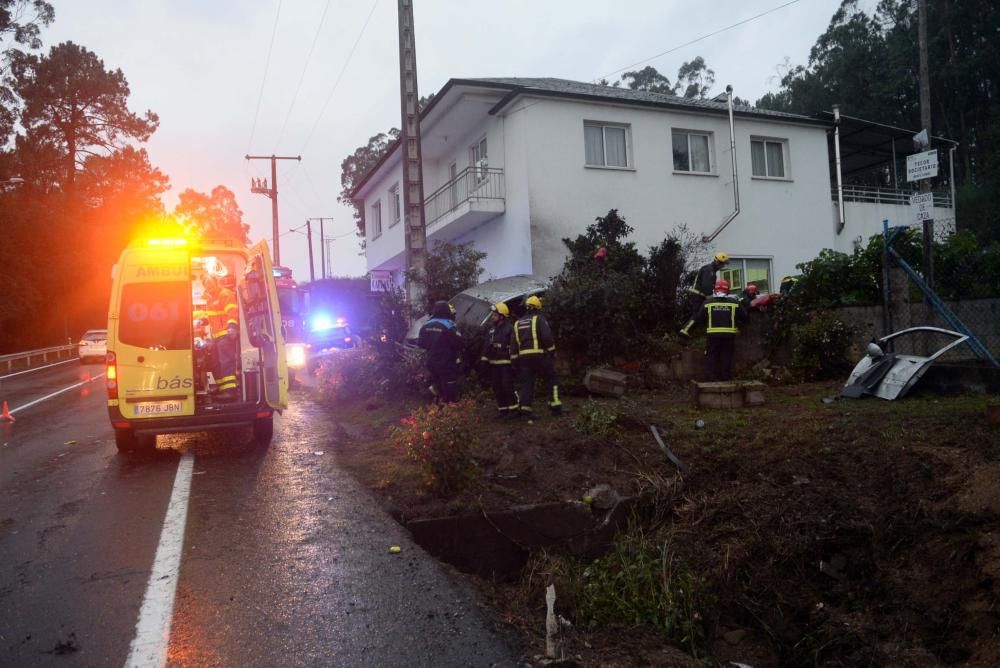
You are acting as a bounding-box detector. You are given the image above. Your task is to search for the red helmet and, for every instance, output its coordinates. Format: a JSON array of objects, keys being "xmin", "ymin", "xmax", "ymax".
[
  {"xmin": 219, "ymin": 275, "xmax": 236, "ymax": 290},
  {"xmin": 745, "ymin": 283, "xmax": 759, "ymax": 295},
  {"xmin": 714, "ymin": 279, "xmax": 730, "ymax": 293}
]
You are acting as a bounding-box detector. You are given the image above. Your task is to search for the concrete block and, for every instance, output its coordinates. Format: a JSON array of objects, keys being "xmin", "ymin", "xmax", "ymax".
[
  {"xmin": 583, "ymin": 368, "xmax": 627, "ymax": 397},
  {"xmin": 692, "ymin": 381, "xmax": 745, "ymax": 409}
]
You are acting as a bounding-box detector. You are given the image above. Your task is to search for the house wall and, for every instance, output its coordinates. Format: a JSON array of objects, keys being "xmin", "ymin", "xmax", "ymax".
[
  {"xmin": 833, "ymin": 201, "xmax": 956, "ymax": 254},
  {"xmin": 507, "ymin": 97, "xmax": 837, "ymax": 283}
]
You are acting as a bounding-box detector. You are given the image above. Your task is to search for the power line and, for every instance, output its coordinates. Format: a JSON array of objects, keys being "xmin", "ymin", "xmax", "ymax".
[
  {"xmin": 296, "ymin": 0, "xmax": 379, "ymax": 155},
  {"xmin": 273, "ymin": 0, "xmax": 336, "ymax": 152},
  {"xmin": 247, "ymin": 0, "xmax": 285, "ymax": 153},
  {"xmin": 596, "ymin": 0, "xmax": 805, "ymax": 83}
]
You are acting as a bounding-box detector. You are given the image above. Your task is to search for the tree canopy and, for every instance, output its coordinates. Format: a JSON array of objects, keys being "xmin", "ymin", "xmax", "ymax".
[
  {"xmin": 0, "ymin": 0, "xmax": 54, "ymax": 141},
  {"xmin": 174, "ymin": 185, "xmax": 248, "ymax": 245}
]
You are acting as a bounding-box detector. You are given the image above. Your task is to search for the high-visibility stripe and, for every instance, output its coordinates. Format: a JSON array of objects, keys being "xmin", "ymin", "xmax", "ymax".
[
  {"xmin": 517, "ymin": 316, "xmax": 545, "ymax": 354},
  {"xmin": 550, "ymin": 385, "xmax": 562, "ymax": 407},
  {"xmin": 218, "ymin": 382, "xmax": 237, "ymax": 390},
  {"xmin": 706, "ymin": 302, "xmax": 739, "ymax": 334},
  {"xmin": 489, "ymin": 360, "xmax": 512, "ymax": 365}
]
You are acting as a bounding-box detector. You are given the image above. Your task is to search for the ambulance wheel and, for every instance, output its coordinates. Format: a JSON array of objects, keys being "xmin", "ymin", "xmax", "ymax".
[
  {"xmin": 252, "ymin": 415, "xmax": 273, "ymax": 446},
  {"xmin": 114, "ymin": 428, "xmax": 137, "ymax": 452}
]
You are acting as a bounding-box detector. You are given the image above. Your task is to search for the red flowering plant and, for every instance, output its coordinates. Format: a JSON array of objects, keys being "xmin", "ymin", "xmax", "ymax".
[{"xmin": 389, "ymin": 399, "xmax": 480, "ymax": 495}]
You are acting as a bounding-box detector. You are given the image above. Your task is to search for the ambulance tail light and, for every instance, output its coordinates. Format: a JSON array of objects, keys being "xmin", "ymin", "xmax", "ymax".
[{"xmin": 106, "ymin": 352, "xmax": 118, "ymax": 399}]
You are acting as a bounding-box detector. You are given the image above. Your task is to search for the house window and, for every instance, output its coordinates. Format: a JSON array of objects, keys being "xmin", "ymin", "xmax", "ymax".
[
  {"xmin": 389, "ymin": 184, "xmax": 400, "ymax": 226},
  {"xmin": 672, "ymin": 130, "xmax": 712, "ymax": 173},
  {"xmin": 370, "ymin": 200, "xmax": 382, "ymax": 239},
  {"xmin": 751, "ymin": 138, "xmax": 787, "ymax": 178},
  {"xmin": 719, "ymin": 258, "xmax": 772, "ymax": 294},
  {"xmin": 471, "ymin": 136, "xmax": 488, "ymax": 183},
  {"xmin": 584, "ymin": 122, "xmax": 630, "ymax": 168}
]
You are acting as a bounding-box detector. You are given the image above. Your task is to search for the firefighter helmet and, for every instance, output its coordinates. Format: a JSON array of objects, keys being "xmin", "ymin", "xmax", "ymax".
[
  {"xmin": 713, "ymin": 252, "xmax": 730, "ymax": 265},
  {"xmin": 714, "ymin": 279, "xmax": 730, "ymax": 293},
  {"xmin": 219, "ymin": 275, "xmax": 236, "ymax": 290},
  {"xmin": 745, "ymin": 283, "xmax": 759, "ymax": 295},
  {"xmin": 525, "ymin": 295, "xmax": 543, "ymax": 310},
  {"xmin": 492, "ymin": 302, "xmax": 510, "ymax": 317}
]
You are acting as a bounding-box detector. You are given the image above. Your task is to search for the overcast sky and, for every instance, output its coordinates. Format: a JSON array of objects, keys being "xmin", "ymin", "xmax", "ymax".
[{"xmin": 45, "ymin": 0, "xmax": 874, "ymax": 281}]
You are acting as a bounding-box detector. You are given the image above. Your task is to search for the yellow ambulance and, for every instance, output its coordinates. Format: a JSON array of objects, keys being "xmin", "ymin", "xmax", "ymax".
[{"xmin": 106, "ymin": 237, "xmax": 288, "ymax": 452}]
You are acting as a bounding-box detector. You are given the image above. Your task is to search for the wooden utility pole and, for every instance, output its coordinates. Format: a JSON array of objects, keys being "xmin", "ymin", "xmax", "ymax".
[
  {"xmin": 397, "ymin": 0, "xmax": 427, "ymax": 314},
  {"xmin": 307, "ymin": 217, "xmax": 335, "ymax": 279},
  {"xmin": 303, "ymin": 220, "xmax": 316, "ymax": 282},
  {"xmin": 917, "ymin": 0, "xmax": 934, "ymax": 289},
  {"xmin": 246, "ymin": 153, "xmax": 301, "ymax": 265}
]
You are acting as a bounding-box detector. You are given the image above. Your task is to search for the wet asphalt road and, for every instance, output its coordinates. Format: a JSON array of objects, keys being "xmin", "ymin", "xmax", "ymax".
[{"xmin": 0, "ymin": 362, "xmax": 518, "ymax": 667}]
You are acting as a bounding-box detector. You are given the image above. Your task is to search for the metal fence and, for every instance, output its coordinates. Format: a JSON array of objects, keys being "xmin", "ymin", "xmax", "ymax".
[
  {"xmin": 878, "ymin": 217, "xmax": 1000, "ymax": 364},
  {"xmin": 0, "ymin": 344, "xmax": 78, "ymax": 374},
  {"xmin": 833, "ymin": 184, "xmax": 953, "ymax": 208},
  {"xmin": 424, "ymin": 166, "xmax": 505, "ymax": 227}
]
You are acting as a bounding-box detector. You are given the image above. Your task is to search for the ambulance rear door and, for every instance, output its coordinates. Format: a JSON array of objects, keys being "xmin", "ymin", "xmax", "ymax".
[
  {"xmin": 244, "ymin": 241, "xmax": 288, "ymax": 410},
  {"xmin": 111, "ymin": 245, "xmax": 195, "ymax": 419}
]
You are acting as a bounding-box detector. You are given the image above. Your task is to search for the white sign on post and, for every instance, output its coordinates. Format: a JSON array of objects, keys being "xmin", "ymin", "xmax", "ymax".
[
  {"xmin": 910, "ymin": 192, "xmax": 934, "ymax": 221},
  {"xmin": 906, "ymin": 149, "xmax": 939, "ymax": 182},
  {"xmin": 370, "ymin": 270, "xmax": 393, "ymax": 293}
]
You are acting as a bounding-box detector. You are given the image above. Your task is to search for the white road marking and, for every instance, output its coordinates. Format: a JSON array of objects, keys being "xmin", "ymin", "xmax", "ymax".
[
  {"xmin": 125, "ymin": 452, "xmax": 194, "ymax": 668},
  {"xmin": 0, "ymin": 358, "xmax": 78, "ymax": 380},
  {"xmin": 8, "ymin": 373, "xmax": 106, "ymax": 414}
]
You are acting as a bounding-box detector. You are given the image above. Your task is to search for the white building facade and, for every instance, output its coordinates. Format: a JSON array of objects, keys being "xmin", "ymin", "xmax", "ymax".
[{"xmin": 352, "ymin": 78, "xmax": 911, "ymax": 295}]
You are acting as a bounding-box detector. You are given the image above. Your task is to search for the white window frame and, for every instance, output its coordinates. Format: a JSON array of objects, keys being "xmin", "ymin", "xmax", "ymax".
[
  {"xmin": 671, "ymin": 129, "xmax": 714, "ymax": 175},
  {"xmin": 388, "ymin": 183, "xmax": 400, "ymax": 227},
  {"xmin": 370, "ymin": 200, "xmax": 382, "ymax": 239},
  {"xmin": 583, "ymin": 121, "xmax": 633, "ymax": 169},
  {"xmin": 750, "ymin": 137, "xmax": 790, "ymax": 180},
  {"xmin": 719, "ymin": 257, "xmax": 773, "ymax": 294},
  {"xmin": 471, "ymin": 136, "xmax": 488, "ymax": 184}
]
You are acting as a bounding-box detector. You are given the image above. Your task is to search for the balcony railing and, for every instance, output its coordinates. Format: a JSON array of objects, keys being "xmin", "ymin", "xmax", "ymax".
[
  {"xmin": 424, "ymin": 166, "xmax": 505, "ymax": 226},
  {"xmin": 832, "ymin": 185, "xmax": 953, "ymax": 208}
]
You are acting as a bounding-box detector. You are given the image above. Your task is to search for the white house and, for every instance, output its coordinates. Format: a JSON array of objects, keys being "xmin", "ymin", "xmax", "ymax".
[{"xmin": 350, "ymin": 77, "xmax": 954, "ymax": 295}]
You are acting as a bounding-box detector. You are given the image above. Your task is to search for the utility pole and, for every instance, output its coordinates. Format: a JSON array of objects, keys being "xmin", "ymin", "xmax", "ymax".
[
  {"xmin": 290, "ymin": 221, "xmax": 316, "ymax": 282},
  {"xmin": 246, "ymin": 153, "xmax": 301, "ymax": 265},
  {"xmin": 397, "ymin": 0, "xmax": 427, "ymax": 314},
  {"xmin": 307, "ymin": 217, "xmax": 335, "ymax": 279},
  {"xmin": 917, "ymin": 0, "xmax": 934, "ymax": 289}
]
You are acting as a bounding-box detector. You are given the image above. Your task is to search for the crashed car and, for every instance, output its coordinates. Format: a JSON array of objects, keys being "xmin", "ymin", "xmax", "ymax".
[
  {"xmin": 841, "ymin": 327, "xmax": 969, "ymax": 400},
  {"xmin": 405, "ymin": 274, "xmax": 549, "ymax": 344}
]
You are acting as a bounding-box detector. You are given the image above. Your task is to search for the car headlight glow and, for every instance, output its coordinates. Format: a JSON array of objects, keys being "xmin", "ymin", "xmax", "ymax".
[{"xmin": 286, "ymin": 343, "xmax": 307, "ymax": 368}]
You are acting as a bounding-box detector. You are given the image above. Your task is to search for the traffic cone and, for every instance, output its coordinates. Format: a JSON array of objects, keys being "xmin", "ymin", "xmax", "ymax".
[{"xmin": 0, "ymin": 401, "xmax": 14, "ymax": 423}]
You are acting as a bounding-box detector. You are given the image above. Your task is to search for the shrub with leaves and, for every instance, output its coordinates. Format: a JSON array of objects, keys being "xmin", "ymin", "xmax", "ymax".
[
  {"xmin": 571, "ymin": 399, "xmax": 622, "ymax": 440},
  {"xmin": 577, "ymin": 527, "xmax": 712, "ymax": 657},
  {"xmin": 389, "ymin": 399, "xmax": 479, "ymax": 494},
  {"xmin": 791, "ymin": 311, "xmax": 856, "ymax": 380},
  {"xmin": 315, "ymin": 346, "xmax": 427, "ymax": 405}
]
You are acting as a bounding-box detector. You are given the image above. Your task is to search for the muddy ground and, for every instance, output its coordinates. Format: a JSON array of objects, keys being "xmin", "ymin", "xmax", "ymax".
[{"xmin": 319, "ymin": 380, "xmax": 1000, "ymax": 667}]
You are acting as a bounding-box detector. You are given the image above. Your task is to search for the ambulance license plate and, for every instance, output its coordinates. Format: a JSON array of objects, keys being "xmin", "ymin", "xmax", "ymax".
[{"xmin": 134, "ymin": 401, "xmax": 183, "ymax": 416}]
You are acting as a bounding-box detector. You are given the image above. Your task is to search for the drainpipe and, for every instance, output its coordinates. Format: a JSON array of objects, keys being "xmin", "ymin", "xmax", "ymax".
[
  {"xmin": 702, "ymin": 85, "xmax": 741, "ymax": 242},
  {"xmin": 833, "ymin": 104, "xmax": 846, "ymax": 235},
  {"xmin": 948, "ymin": 145, "xmax": 956, "ymax": 220}
]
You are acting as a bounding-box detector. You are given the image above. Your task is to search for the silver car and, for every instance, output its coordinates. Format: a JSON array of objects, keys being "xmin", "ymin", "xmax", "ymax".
[{"xmin": 78, "ymin": 329, "xmax": 108, "ymax": 364}]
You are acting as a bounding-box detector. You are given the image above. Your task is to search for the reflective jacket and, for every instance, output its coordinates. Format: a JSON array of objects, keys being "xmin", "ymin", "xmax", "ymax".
[
  {"xmin": 693, "ymin": 296, "xmax": 748, "ymax": 336},
  {"xmin": 418, "ymin": 317, "xmax": 463, "ymax": 372},
  {"xmin": 481, "ymin": 318, "xmax": 514, "ymax": 365},
  {"xmin": 689, "ymin": 261, "xmax": 721, "ymax": 298},
  {"xmin": 513, "ymin": 313, "xmax": 555, "ymax": 357},
  {"xmin": 196, "ymin": 287, "xmax": 239, "ymax": 340}
]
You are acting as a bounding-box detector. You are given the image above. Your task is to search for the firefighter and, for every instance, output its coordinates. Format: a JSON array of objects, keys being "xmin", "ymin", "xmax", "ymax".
[
  {"xmin": 740, "ymin": 283, "xmax": 760, "ymax": 310},
  {"xmin": 203, "ymin": 274, "xmax": 241, "ymax": 401},
  {"xmin": 780, "ymin": 275, "xmax": 800, "ymax": 295},
  {"xmin": 480, "ymin": 302, "xmax": 518, "ymax": 418},
  {"xmin": 593, "ymin": 244, "xmax": 608, "ymax": 276},
  {"xmin": 679, "ymin": 252, "xmax": 729, "ymax": 337},
  {"xmin": 692, "ymin": 278, "xmax": 748, "ymax": 382},
  {"xmin": 513, "ymin": 295, "xmax": 562, "ymax": 417},
  {"xmin": 418, "ymin": 300, "xmax": 464, "ymax": 403}
]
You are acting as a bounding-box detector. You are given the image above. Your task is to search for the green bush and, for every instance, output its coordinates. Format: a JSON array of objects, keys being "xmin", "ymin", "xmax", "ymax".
[
  {"xmin": 389, "ymin": 400, "xmax": 479, "ymax": 494},
  {"xmin": 314, "ymin": 346, "xmax": 427, "ymax": 405},
  {"xmin": 571, "ymin": 399, "xmax": 622, "ymax": 440},
  {"xmin": 791, "ymin": 311, "xmax": 856, "ymax": 380},
  {"xmin": 577, "ymin": 526, "xmax": 712, "ymax": 657}
]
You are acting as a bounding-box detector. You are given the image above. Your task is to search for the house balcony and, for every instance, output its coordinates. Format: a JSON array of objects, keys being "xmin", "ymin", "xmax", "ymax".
[
  {"xmin": 423, "ymin": 166, "xmax": 505, "ymax": 241},
  {"xmin": 832, "ymin": 184, "xmax": 953, "ymax": 208}
]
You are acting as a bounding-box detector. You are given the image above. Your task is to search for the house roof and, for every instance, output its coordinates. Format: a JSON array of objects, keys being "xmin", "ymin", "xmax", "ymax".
[{"xmin": 349, "ymin": 76, "xmax": 828, "ymax": 201}]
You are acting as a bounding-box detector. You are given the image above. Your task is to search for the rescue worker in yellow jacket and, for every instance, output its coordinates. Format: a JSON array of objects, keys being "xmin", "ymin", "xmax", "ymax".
[
  {"xmin": 691, "ymin": 279, "xmax": 748, "ymax": 381},
  {"xmin": 680, "ymin": 251, "xmax": 729, "ymax": 337},
  {"xmin": 513, "ymin": 295, "xmax": 562, "ymax": 417},
  {"xmin": 480, "ymin": 302, "xmax": 518, "ymax": 418},
  {"xmin": 202, "ymin": 274, "xmax": 241, "ymax": 400}
]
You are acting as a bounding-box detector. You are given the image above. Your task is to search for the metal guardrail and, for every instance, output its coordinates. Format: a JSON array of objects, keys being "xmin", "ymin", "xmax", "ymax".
[
  {"xmin": 833, "ymin": 185, "xmax": 953, "ymax": 208},
  {"xmin": 424, "ymin": 166, "xmax": 504, "ymax": 226},
  {"xmin": 0, "ymin": 344, "xmax": 78, "ymax": 373}
]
